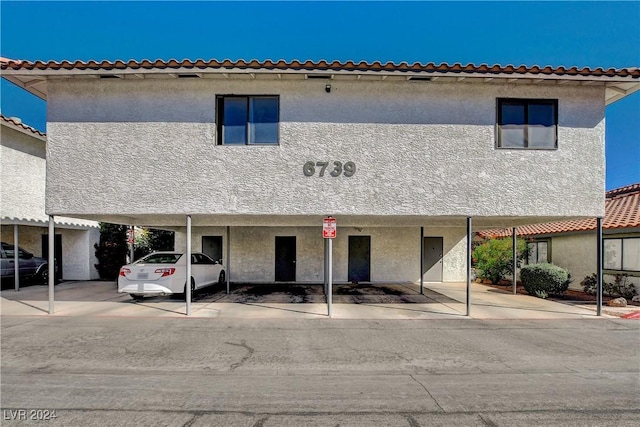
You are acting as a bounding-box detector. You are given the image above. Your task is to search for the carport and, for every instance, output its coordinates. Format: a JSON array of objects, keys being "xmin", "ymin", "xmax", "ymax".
[{"xmin": 40, "ymin": 215, "xmax": 608, "ymax": 318}]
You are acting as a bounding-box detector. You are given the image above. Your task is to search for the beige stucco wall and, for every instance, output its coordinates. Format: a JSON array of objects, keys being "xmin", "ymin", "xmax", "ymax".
[
  {"xmin": 45, "ymin": 78, "xmax": 606, "ymax": 223},
  {"xmin": 1, "ymin": 126, "xmax": 48, "ymax": 223},
  {"xmin": 174, "ymin": 226, "xmax": 467, "ymax": 283},
  {"xmin": 550, "ymin": 233, "xmax": 598, "ymax": 289},
  {"xmin": 1, "ymin": 123, "xmax": 100, "ymax": 280},
  {"xmin": 550, "ymin": 232, "xmax": 640, "ymax": 293}
]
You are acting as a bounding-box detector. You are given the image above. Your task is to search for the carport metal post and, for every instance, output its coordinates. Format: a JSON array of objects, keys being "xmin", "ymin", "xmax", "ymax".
[
  {"xmin": 328, "ymin": 237, "xmax": 333, "ymax": 317},
  {"xmin": 226, "ymin": 226, "xmax": 230, "ymax": 295},
  {"xmin": 512, "ymin": 227, "xmax": 517, "ymax": 295},
  {"xmin": 186, "ymin": 215, "xmax": 192, "ymax": 316},
  {"xmin": 420, "ymin": 227, "xmax": 424, "ymax": 295},
  {"xmin": 48, "ymin": 216, "xmax": 55, "ymax": 314},
  {"xmin": 13, "ymin": 225, "xmax": 19, "ymax": 291},
  {"xmin": 324, "ymin": 238, "xmax": 328, "ymax": 295},
  {"xmin": 597, "ymin": 217, "xmax": 603, "ymax": 316},
  {"xmin": 466, "ymin": 217, "xmax": 472, "ymax": 316}
]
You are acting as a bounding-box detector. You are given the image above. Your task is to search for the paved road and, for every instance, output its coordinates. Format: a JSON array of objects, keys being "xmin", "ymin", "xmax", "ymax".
[{"xmin": 1, "ymin": 316, "xmax": 639, "ymax": 426}]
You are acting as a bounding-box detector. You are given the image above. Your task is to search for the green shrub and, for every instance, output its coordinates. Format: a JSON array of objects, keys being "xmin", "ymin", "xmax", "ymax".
[
  {"xmin": 582, "ymin": 273, "xmax": 637, "ymax": 299},
  {"xmin": 610, "ymin": 274, "xmax": 637, "ymax": 299},
  {"xmin": 521, "ymin": 263, "xmax": 571, "ymax": 297},
  {"xmin": 581, "ymin": 273, "xmax": 598, "ymax": 294},
  {"xmin": 472, "ymin": 237, "xmax": 527, "ymax": 284},
  {"xmin": 534, "ymin": 290, "xmax": 548, "ymax": 299}
]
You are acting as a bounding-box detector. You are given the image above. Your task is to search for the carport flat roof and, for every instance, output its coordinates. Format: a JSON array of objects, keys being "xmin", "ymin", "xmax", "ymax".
[{"xmin": 39, "ymin": 213, "xmax": 606, "ymax": 230}]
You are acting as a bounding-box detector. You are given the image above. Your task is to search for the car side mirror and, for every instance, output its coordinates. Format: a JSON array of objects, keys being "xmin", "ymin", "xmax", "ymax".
[
  {"xmin": 23, "ymin": 252, "xmax": 33, "ymax": 259},
  {"xmin": 214, "ymin": 260, "xmax": 220, "ymax": 265}
]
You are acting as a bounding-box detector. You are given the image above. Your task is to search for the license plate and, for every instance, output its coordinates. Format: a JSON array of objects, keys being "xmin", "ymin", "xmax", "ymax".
[{"xmin": 137, "ymin": 273, "xmax": 149, "ymax": 279}]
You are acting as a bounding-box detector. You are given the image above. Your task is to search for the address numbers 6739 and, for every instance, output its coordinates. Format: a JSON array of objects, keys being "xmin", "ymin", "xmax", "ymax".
[{"xmin": 303, "ymin": 161, "xmax": 356, "ymax": 177}]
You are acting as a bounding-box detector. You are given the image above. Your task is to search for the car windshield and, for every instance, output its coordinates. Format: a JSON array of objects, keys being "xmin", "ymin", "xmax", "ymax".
[{"xmin": 136, "ymin": 253, "xmax": 182, "ymax": 264}]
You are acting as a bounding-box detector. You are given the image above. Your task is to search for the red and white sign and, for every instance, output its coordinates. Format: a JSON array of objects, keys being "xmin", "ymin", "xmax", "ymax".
[
  {"xmin": 323, "ymin": 217, "xmax": 336, "ymax": 239},
  {"xmin": 127, "ymin": 228, "xmax": 135, "ymax": 244}
]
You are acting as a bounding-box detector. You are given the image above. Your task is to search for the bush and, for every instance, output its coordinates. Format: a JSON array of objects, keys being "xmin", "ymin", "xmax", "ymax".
[
  {"xmin": 94, "ymin": 223, "xmax": 128, "ymax": 280},
  {"xmin": 610, "ymin": 274, "xmax": 637, "ymax": 299},
  {"xmin": 472, "ymin": 237, "xmax": 527, "ymax": 284},
  {"xmin": 582, "ymin": 273, "xmax": 637, "ymax": 299},
  {"xmin": 521, "ymin": 263, "xmax": 571, "ymax": 297}
]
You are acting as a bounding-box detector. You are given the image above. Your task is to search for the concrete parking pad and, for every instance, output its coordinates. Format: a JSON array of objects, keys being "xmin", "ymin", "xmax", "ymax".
[{"xmin": 0, "ymin": 280, "xmax": 609, "ymax": 319}]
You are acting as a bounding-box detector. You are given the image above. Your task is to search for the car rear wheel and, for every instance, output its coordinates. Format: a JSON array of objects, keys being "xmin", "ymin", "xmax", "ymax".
[
  {"xmin": 182, "ymin": 277, "xmax": 196, "ymax": 301},
  {"xmin": 38, "ymin": 268, "xmax": 48, "ymax": 285},
  {"xmin": 130, "ymin": 294, "xmax": 144, "ymax": 301}
]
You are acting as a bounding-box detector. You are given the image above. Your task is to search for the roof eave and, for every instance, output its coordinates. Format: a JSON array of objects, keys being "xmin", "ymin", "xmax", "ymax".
[
  {"xmin": 2, "ymin": 64, "xmax": 638, "ymax": 104},
  {"xmin": 0, "ymin": 115, "xmax": 46, "ymax": 141}
]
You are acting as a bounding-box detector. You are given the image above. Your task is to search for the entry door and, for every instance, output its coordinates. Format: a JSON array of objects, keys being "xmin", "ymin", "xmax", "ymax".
[
  {"xmin": 348, "ymin": 236, "xmax": 370, "ymax": 282},
  {"xmin": 275, "ymin": 236, "xmax": 296, "ymax": 282},
  {"xmin": 423, "ymin": 237, "xmax": 443, "ymax": 282},
  {"xmin": 42, "ymin": 234, "xmax": 63, "ymax": 281},
  {"xmin": 202, "ymin": 236, "xmax": 223, "ymax": 263}
]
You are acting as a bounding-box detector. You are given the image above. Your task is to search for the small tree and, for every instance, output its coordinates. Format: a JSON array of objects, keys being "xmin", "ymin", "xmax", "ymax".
[
  {"xmin": 94, "ymin": 223, "xmax": 128, "ymax": 280},
  {"xmin": 473, "ymin": 237, "xmax": 527, "ymax": 284},
  {"xmin": 133, "ymin": 228, "xmax": 175, "ymax": 259},
  {"xmin": 148, "ymin": 228, "xmax": 175, "ymax": 252}
]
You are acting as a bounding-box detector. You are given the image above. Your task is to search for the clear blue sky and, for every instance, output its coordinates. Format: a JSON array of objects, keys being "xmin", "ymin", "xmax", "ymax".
[{"xmin": 1, "ymin": 1, "xmax": 638, "ymax": 190}]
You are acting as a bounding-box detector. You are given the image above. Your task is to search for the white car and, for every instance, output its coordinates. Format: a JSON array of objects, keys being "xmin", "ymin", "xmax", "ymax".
[{"xmin": 118, "ymin": 252, "xmax": 225, "ymax": 300}]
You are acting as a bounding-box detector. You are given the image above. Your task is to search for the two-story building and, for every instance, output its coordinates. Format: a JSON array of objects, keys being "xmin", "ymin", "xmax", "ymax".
[
  {"xmin": 1, "ymin": 114, "xmax": 100, "ymax": 283},
  {"xmin": 2, "ymin": 58, "xmax": 638, "ymax": 289}
]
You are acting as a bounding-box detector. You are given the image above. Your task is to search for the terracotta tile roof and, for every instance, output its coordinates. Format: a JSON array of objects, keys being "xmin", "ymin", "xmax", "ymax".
[
  {"xmin": 0, "ymin": 114, "xmax": 46, "ymax": 138},
  {"xmin": 2, "ymin": 57, "xmax": 639, "ymax": 78},
  {"xmin": 478, "ymin": 184, "xmax": 640, "ymax": 238}
]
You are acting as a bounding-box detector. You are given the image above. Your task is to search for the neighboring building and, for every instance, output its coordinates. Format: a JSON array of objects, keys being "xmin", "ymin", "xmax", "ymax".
[
  {"xmin": 478, "ymin": 184, "xmax": 640, "ymax": 291},
  {"xmin": 0, "ymin": 115, "xmax": 100, "ymax": 281},
  {"xmin": 1, "ymin": 58, "xmax": 638, "ymax": 285}
]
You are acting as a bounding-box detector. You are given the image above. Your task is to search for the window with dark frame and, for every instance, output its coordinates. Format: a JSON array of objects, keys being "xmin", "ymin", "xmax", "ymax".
[
  {"xmin": 497, "ymin": 99, "xmax": 558, "ymax": 149},
  {"xmin": 216, "ymin": 96, "xmax": 279, "ymax": 145},
  {"xmin": 527, "ymin": 240, "xmax": 549, "ymax": 264},
  {"xmin": 604, "ymin": 237, "xmax": 640, "ymax": 272}
]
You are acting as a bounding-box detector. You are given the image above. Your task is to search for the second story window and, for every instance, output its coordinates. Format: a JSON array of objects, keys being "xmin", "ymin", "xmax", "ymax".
[
  {"xmin": 216, "ymin": 96, "xmax": 279, "ymax": 145},
  {"xmin": 497, "ymin": 99, "xmax": 557, "ymax": 149}
]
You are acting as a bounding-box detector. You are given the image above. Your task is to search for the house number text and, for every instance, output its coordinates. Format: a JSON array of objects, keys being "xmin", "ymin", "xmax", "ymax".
[{"xmin": 303, "ymin": 161, "xmax": 356, "ymax": 177}]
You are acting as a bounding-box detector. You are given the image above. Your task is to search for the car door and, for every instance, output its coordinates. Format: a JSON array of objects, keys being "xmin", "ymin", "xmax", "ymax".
[
  {"xmin": 18, "ymin": 248, "xmax": 38, "ymax": 277},
  {"xmin": 198, "ymin": 253, "xmax": 220, "ymax": 287},
  {"xmin": 191, "ymin": 254, "xmax": 215, "ymax": 290}
]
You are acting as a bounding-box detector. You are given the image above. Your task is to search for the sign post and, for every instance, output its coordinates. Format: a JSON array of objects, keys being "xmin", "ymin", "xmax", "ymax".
[{"xmin": 323, "ymin": 217, "xmax": 336, "ymax": 317}]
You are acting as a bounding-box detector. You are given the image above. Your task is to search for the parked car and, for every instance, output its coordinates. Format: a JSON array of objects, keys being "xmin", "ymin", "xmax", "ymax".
[
  {"xmin": 117, "ymin": 251, "xmax": 226, "ymax": 300},
  {"xmin": 0, "ymin": 242, "xmax": 53, "ymax": 286}
]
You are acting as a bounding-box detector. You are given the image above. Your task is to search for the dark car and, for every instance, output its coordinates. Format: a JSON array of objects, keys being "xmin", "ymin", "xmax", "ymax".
[{"xmin": 0, "ymin": 242, "xmax": 52, "ymax": 286}]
